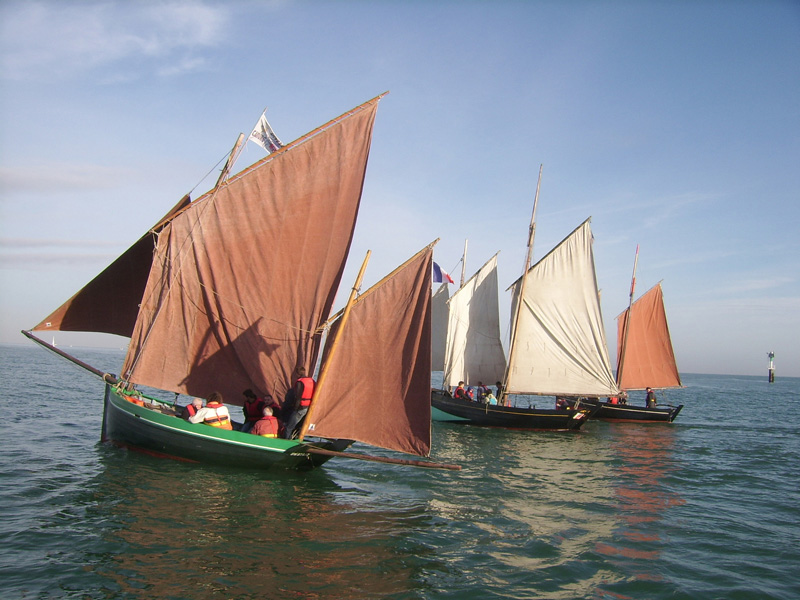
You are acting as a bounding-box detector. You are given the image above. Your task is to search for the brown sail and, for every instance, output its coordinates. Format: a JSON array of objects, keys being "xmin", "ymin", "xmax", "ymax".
[
  {"xmin": 615, "ymin": 283, "xmax": 681, "ymax": 391},
  {"xmin": 31, "ymin": 195, "xmax": 191, "ymax": 337},
  {"xmin": 119, "ymin": 96, "xmax": 383, "ymax": 406},
  {"xmin": 305, "ymin": 245, "xmax": 434, "ymax": 457}
]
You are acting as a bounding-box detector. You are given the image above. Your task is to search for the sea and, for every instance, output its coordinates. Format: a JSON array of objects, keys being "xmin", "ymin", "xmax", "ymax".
[{"xmin": 1, "ymin": 343, "xmax": 798, "ymax": 600}]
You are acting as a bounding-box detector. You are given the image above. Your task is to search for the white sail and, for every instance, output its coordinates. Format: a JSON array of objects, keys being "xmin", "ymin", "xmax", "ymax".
[
  {"xmin": 505, "ymin": 220, "xmax": 619, "ymax": 398},
  {"xmin": 443, "ymin": 254, "xmax": 507, "ymax": 388},
  {"xmin": 431, "ymin": 282, "xmax": 450, "ymax": 371}
]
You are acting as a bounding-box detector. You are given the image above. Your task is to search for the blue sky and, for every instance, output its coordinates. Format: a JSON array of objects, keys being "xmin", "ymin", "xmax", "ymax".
[{"xmin": 1, "ymin": 0, "xmax": 798, "ymax": 377}]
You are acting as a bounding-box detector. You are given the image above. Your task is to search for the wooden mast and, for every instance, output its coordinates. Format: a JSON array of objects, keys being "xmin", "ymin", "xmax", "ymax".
[
  {"xmin": 215, "ymin": 133, "xmax": 247, "ymax": 188},
  {"xmin": 459, "ymin": 239, "xmax": 468, "ymax": 288},
  {"xmin": 500, "ymin": 164, "xmax": 542, "ymax": 405},
  {"xmin": 616, "ymin": 244, "xmax": 639, "ymax": 389}
]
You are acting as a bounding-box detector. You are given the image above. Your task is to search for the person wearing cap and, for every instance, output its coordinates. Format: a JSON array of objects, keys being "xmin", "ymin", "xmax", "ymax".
[
  {"xmin": 645, "ymin": 387, "xmax": 658, "ymax": 408},
  {"xmin": 189, "ymin": 392, "xmax": 233, "ymax": 430}
]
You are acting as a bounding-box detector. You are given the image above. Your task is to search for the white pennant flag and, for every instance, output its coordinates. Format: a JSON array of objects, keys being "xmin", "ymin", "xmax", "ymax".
[{"xmin": 248, "ymin": 111, "xmax": 284, "ymax": 153}]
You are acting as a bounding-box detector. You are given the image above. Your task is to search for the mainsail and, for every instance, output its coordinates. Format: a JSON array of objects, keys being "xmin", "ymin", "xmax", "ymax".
[
  {"xmin": 505, "ymin": 219, "xmax": 619, "ymax": 398},
  {"xmin": 431, "ymin": 282, "xmax": 449, "ymax": 372},
  {"xmin": 306, "ymin": 245, "xmax": 434, "ymax": 457},
  {"xmin": 615, "ymin": 283, "xmax": 681, "ymax": 391},
  {"xmin": 442, "ymin": 254, "xmax": 506, "ymax": 389},
  {"xmin": 34, "ymin": 96, "xmax": 383, "ymax": 407}
]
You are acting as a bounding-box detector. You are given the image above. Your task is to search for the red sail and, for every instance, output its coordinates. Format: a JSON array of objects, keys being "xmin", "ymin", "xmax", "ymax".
[
  {"xmin": 120, "ymin": 97, "xmax": 382, "ymax": 406},
  {"xmin": 616, "ymin": 283, "xmax": 681, "ymax": 391},
  {"xmin": 31, "ymin": 196, "xmax": 191, "ymax": 338},
  {"xmin": 306, "ymin": 246, "xmax": 433, "ymax": 457}
]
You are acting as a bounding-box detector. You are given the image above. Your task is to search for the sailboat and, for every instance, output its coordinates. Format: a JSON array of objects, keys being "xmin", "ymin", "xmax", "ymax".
[
  {"xmin": 431, "ymin": 168, "xmax": 612, "ymax": 430},
  {"xmin": 566, "ymin": 247, "xmax": 683, "ymax": 422},
  {"xmin": 22, "ymin": 95, "xmax": 458, "ymax": 471}
]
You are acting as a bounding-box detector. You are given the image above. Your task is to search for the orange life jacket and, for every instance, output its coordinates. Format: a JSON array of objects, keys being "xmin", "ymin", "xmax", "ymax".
[
  {"xmin": 253, "ymin": 416, "xmax": 280, "ymax": 438},
  {"xmin": 203, "ymin": 402, "xmax": 232, "ymax": 430}
]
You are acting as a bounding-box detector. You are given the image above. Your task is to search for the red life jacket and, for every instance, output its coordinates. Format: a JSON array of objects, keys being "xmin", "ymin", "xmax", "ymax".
[
  {"xmin": 298, "ymin": 377, "xmax": 315, "ymax": 407},
  {"xmin": 243, "ymin": 399, "xmax": 264, "ymax": 422}
]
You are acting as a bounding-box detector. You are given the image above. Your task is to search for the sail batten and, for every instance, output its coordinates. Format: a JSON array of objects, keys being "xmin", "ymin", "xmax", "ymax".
[
  {"xmin": 615, "ymin": 283, "xmax": 681, "ymax": 390},
  {"xmin": 505, "ymin": 220, "xmax": 619, "ymax": 398}
]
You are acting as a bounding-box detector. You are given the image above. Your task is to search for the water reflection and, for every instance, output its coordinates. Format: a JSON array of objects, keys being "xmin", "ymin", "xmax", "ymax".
[
  {"xmin": 597, "ymin": 424, "xmax": 685, "ymax": 582},
  {"xmin": 82, "ymin": 451, "xmax": 423, "ymax": 599}
]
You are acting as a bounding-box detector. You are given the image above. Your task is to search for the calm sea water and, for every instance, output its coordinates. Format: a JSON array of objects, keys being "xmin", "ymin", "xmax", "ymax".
[{"xmin": 1, "ymin": 343, "xmax": 798, "ymax": 600}]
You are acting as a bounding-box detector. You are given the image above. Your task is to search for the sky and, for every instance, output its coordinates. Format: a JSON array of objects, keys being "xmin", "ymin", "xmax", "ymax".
[{"xmin": 1, "ymin": 0, "xmax": 798, "ymax": 377}]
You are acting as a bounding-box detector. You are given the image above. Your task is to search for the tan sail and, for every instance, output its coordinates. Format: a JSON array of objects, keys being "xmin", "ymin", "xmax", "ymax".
[
  {"xmin": 118, "ymin": 96, "xmax": 382, "ymax": 405},
  {"xmin": 615, "ymin": 283, "xmax": 681, "ymax": 391},
  {"xmin": 442, "ymin": 253, "xmax": 506, "ymax": 389},
  {"xmin": 505, "ymin": 220, "xmax": 619, "ymax": 398},
  {"xmin": 305, "ymin": 244, "xmax": 434, "ymax": 457},
  {"xmin": 431, "ymin": 282, "xmax": 449, "ymax": 371},
  {"xmin": 32, "ymin": 195, "xmax": 191, "ymax": 337}
]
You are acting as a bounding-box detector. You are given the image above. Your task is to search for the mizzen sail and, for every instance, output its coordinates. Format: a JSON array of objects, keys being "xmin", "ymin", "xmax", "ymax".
[
  {"xmin": 505, "ymin": 219, "xmax": 619, "ymax": 398},
  {"xmin": 615, "ymin": 283, "xmax": 681, "ymax": 390},
  {"xmin": 306, "ymin": 245, "xmax": 434, "ymax": 457},
  {"xmin": 431, "ymin": 282, "xmax": 449, "ymax": 372},
  {"xmin": 120, "ymin": 96, "xmax": 383, "ymax": 406}
]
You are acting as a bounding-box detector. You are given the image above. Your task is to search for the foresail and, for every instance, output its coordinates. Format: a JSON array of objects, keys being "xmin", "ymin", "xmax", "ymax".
[
  {"xmin": 31, "ymin": 196, "xmax": 191, "ymax": 337},
  {"xmin": 506, "ymin": 220, "xmax": 619, "ymax": 397},
  {"xmin": 431, "ymin": 282, "xmax": 449, "ymax": 371},
  {"xmin": 443, "ymin": 254, "xmax": 506, "ymax": 388},
  {"xmin": 616, "ymin": 283, "xmax": 681, "ymax": 390},
  {"xmin": 121, "ymin": 97, "xmax": 382, "ymax": 406},
  {"xmin": 306, "ymin": 245, "xmax": 434, "ymax": 457}
]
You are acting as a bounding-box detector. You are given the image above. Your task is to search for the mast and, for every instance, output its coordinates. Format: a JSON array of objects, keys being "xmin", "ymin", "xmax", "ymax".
[
  {"xmin": 460, "ymin": 239, "xmax": 468, "ymax": 288},
  {"xmin": 500, "ymin": 164, "xmax": 542, "ymax": 405},
  {"xmin": 298, "ymin": 250, "xmax": 371, "ymax": 441},
  {"xmin": 616, "ymin": 245, "xmax": 639, "ymax": 388},
  {"xmin": 215, "ymin": 133, "xmax": 247, "ymax": 188}
]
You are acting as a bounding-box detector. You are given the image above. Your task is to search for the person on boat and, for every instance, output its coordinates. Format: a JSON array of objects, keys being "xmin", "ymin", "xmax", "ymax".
[
  {"xmin": 484, "ymin": 390, "xmax": 498, "ymax": 405},
  {"xmin": 495, "ymin": 381, "xmax": 504, "ymax": 402},
  {"xmin": 283, "ymin": 367, "xmax": 315, "ymax": 439},
  {"xmin": 250, "ymin": 406, "xmax": 281, "ymax": 438},
  {"xmin": 240, "ymin": 388, "xmax": 266, "ymax": 433},
  {"xmin": 645, "ymin": 387, "xmax": 658, "ymax": 408},
  {"xmin": 189, "ymin": 392, "xmax": 233, "ymax": 430},
  {"xmin": 453, "ymin": 381, "xmax": 469, "ymax": 401},
  {"xmin": 180, "ymin": 397, "xmax": 203, "ymax": 421},
  {"xmin": 556, "ymin": 397, "xmax": 568, "ymax": 410},
  {"xmin": 476, "ymin": 381, "xmax": 490, "ymax": 402}
]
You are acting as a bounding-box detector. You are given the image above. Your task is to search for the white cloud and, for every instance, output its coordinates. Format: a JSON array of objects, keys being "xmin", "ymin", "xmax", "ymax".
[{"xmin": 0, "ymin": 1, "xmax": 230, "ymax": 80}]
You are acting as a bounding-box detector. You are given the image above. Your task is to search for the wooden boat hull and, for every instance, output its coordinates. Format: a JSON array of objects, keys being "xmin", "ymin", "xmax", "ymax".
[
  {"xmin": 431, "ymin": 389, "xmax": 597, "ymax": 430},
  {"xmin": 102, "ymin": 385, "xmax": 352, "ymax": 470},
  {"xmin": 564, "ymin": 398, "xmax": 683, "ymax": 423}
]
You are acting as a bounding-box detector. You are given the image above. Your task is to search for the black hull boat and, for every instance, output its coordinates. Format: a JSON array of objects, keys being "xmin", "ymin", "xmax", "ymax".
[
  {"xmin": 431, "ymin": 389, "xmax": 598, "ymax": 431},
  {"xmin": 563, "ymin": 397, "xmax": 683, "ymax": 423},
  {"xmin": 102, "ymin": 385, "xmax": 351, "ymax": 470}
]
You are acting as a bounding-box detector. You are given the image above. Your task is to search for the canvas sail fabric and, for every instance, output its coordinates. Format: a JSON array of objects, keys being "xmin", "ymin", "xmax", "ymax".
[
  {"xmin": 616, "ymin": 283, "xmax": 681, "ymax": 390},
  {"xmin": 506, "ymin": 220, "xmax": 619, "ymax": 398},
  {"xmin": 430, "ymin": 282, "xmax": 449, "ymax": 372},
  {"xmin": 443, "ymin": 254, "xmax": 506, "ymax": 388},
  {"xmin": 31, "ymin": 196, "xmax": 192, "ymax": 338},
  {"xmin": 306, "ymin": 246, "xmax": 433, "ymax": 457},
  {"xmin": 120, "ymin": 98, "xmax": 381, "ymax": 406}
]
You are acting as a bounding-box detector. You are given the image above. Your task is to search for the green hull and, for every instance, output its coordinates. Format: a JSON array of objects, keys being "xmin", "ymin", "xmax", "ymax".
[{"xmin": 102, "ymin": 385, "xmax": 352, "ymax": 470}]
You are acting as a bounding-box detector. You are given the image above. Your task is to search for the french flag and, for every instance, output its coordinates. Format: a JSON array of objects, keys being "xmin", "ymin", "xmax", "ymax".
[{"xmin": 433, "ymin": 262, "xmax": 454, "ymax": 284}]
